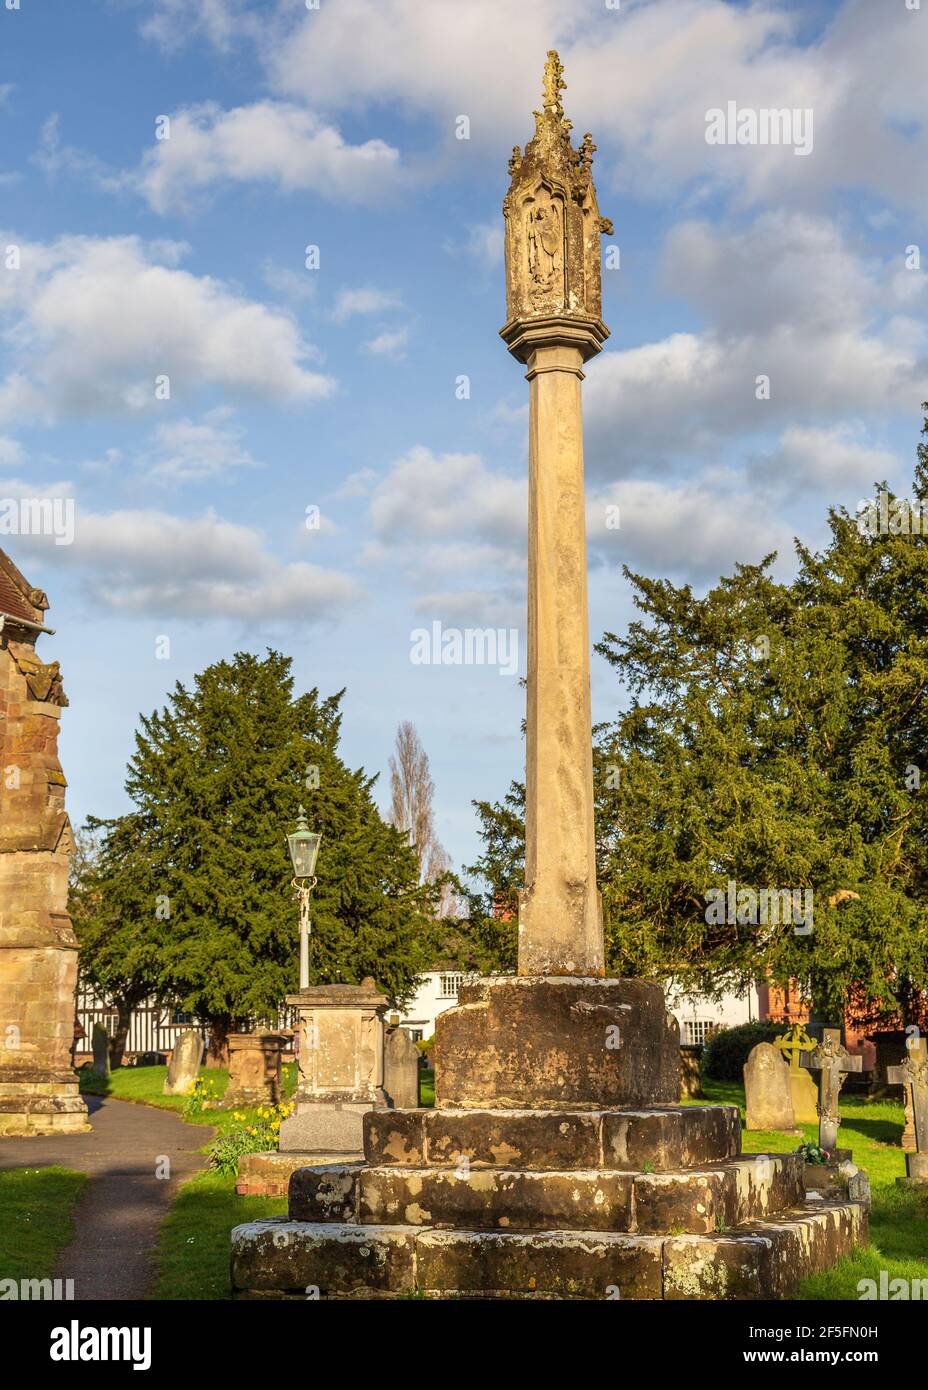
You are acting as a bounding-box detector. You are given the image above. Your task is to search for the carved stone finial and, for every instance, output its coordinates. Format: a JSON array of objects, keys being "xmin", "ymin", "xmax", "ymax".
[
  {"xmin": 501, "ymin": 53, "xmax": 612, "ymax": 338},
  {"xmin": 541, "ymin": 49, "xmax": 566, "ymax": 119}
]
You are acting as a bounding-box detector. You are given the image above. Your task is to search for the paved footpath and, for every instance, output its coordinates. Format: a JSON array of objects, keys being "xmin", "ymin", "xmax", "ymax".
[{"xmin": 0, "ymin": 1096, "xmax": 212, "ymax": 1300}]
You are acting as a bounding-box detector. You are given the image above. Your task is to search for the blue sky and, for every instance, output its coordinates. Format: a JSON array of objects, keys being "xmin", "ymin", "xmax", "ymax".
[{"xmin": 1, "ymin": 0, "xmax": 926, "ymax": 875}]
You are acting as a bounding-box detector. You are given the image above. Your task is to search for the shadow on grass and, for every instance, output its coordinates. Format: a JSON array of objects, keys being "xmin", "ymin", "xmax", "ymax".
[
  {"xmin": 153, "ymin": 1169, "xmax": 286, "ymax": 1301},
  {"xmin": 0, "ymin": 1166, "xmax": 89, "ymax": 1282},
  {"xmin": 839, "ymin": 1115, "xmax": 905, "ymax": 1146}
]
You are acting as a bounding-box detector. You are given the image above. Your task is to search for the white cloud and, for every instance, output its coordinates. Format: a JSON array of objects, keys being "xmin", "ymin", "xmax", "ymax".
[
  {"xmin": 584, "ymin": 212, "xmax": 925, "ymax": 470},
  {"xmin": 6, "ymin": 493, "xmax": 359, "ymax": 621},
  {"xmin": 261, "ymin": 261, "xmax": 318, "ymax": 304},
  {"xmin": 140, "ymin": 0, "xmax": 261, "ymax": 53},
  {"xmin": 0, "ymin": 233, "xmax": 335, "ymax": 423},
  {"xmin": 0, "ymin": 437, "xmax": 24, "ymax": 468},
  {"xmin": 445, "ymin": 222, "xmax": 504, "ymax": 270},
  {"xmin": 749, "ymin": 424, "xmax": 900, "ymax": 494},
  {"xmin": 368, "ymin": 446, "xmax": 523, "ymax": 547},
  {"xmin": 265, "ymin": 0, "xmax": 928, "ymax": 216},
  {"xmin": 332, "ymin": 287, "xmax": 403, "ymax": 322},
  {"xmin": 333, "ymin": 467, "xmax": 378, "ymax": 501},
  {"xmin": 587, "ymin": 476, "xmax": 797, "ymax": 583},
  {"xmin": 141, "ymin": 410, "xmax": 259, "ymax": 484},
  {"xmin": 138, "ymin": 102, "xmax": 401, "ymax": 214},
  {"xmin": 361, "ymin": 328, "xmax": 409, "ymax": 359}
]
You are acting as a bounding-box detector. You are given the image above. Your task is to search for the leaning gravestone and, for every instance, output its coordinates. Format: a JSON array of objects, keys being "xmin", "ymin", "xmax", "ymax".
[
  {"xmin": 384, "ymin": 1025, "xmax": 420, "ymax": 1109},
  {"xmin": 91, "ymin": 1023, "xmax": 109, "ymax": 1079},
  {"xmin": 744, "ymin": 1042, "xmax": 796, "ymax": 1131},
  {"xmin": 163, "ymin": 1028, "xmax": 203, "ymax": 1096},
  {"xmin": 888, "ymin": 1035, "xmax": 928, "ymax": 1186}
]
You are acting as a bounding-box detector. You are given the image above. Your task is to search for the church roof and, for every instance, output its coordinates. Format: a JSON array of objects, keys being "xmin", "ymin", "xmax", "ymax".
[{"xmin": 0, "ymin": 547, "xmax": 46, "ymax": 628}]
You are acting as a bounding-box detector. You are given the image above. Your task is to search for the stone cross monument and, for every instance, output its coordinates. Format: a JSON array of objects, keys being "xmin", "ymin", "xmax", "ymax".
[
  {"xmin": 434, "ymin": 53, "xmax": 677, "ymax": 1109},
  {"xmin": 501, "ymin": 49, "xmax": 612, "ymax": 978},
  {"xmin": 888, "ymin": 1035, "xmax": 928, "ymax": 1184},
  {"xmin": 801, "ymin": 1027, "xmax": 863, "ymax": 1152},
  {"xmin": 231, "ymin": 57, "xmax": 868, "ymax": 1299},
  {"xmin": 0, "ymin": 549, "xmax": 89, "ymax": 1134}
]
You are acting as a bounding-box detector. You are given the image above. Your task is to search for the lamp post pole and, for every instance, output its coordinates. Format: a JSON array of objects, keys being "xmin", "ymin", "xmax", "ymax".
[{"xmin": 286, "ymin": 807, "xmax": 321, "ymax": 993}]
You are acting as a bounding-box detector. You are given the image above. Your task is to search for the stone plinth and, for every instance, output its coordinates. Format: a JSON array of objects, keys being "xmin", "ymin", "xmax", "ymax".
[
  {"xmin": 236, "ymin": 1150, "xmax": 357, "ymax": 1198},
  {"xmin": 0, "ymin": 552, "xmax": 89, "ymax": 1136},
  {"xmin": 224, "ymin": 1032, "xmax": 286, "ymax": 1108},
  {"xmin": 433, "ymin": 976, "xmax": 680, "ymax": 1110},
  {"xmin": 279, "ymin": 980, "xmax": 388, "ymax": 1157}
]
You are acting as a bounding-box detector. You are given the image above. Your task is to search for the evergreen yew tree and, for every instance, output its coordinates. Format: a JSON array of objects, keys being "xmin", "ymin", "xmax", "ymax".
[
  {"xmin": 76, "ymin": 651, "xmax": 433, "ymax": 1057},
  {"xmin": 464, "ymin": 408, "xmax": 928, "ymax": 1028},
  {"xmin": 70, "ymin": 818, "xmax": 166, "ymax": 1068}
]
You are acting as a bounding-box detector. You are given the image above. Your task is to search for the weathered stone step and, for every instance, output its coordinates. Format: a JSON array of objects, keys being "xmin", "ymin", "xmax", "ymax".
[
  {"xmin": 230, "ymin": 1199, "xmax": 866, "ymax": 1299},
  {"xmin": 364, "ymin": 1103, "xmax": 740, "ymax": 1172},
  {"xmin": 289, "ymin": 1154, "xmax": 802, "ymax": 1234}
]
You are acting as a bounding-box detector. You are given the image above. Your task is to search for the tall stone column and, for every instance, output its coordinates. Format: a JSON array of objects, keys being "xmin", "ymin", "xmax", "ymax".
[
  {"xmin": 514, "ymin": 332, "xmax": 603, "ymax": 975},
  {"xmin": 434, "ymin": 52, "xmax": 681, "ymax": 1110},
  {"xmin": 500, "ymin": 51, "xmax": 611, "ymax": 978},
  {"xmin": 0, "ymin": 550, "xmax": 89, "ymax": 1134}
]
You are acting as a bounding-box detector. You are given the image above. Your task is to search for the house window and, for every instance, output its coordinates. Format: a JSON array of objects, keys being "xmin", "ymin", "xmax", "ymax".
[
  {"xmin": 171, "ymin": 1010, "xmax": 193, "ymax": 1026},
  {"xmin": 684, "ymin": 1020, "xmax": 713, "ymax": 1046},
  {"xmin": 408, "ymin": 1029, "xmax": 423, "ymax": 1043},
  {"xmin": 439, "ymin": 973, "xmax": 463, "ymax": 999}
]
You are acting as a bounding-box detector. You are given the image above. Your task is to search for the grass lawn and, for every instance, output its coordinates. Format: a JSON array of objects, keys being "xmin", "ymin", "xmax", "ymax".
[
  {"xmin": 0, "ymin": 1166, "xmax": 89, "ymax": 1283},
  {"xmin": 80, "ymin": 1060, "xmax": 300, "ymax": 1139},
  {"xmin": 153, "ymin": 1169, "xmax": 285, "ymax": 1300},
  {"xmin": 695, "ymin": 1078, "xmax": 928, "ymax": 1299}
]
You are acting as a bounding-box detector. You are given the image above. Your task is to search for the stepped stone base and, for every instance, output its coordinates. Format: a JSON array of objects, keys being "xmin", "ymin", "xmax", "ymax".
[
  {"xmin": 231, "ymin": 1201, "xmax": 866, "ymax": 1300},
  {"xmin": 229, "ymin": 977, "xmax": 867, "ymax": 1299},
  {"xmin": 363, "ymin": 1103, "xmax": 741, "ymax": 1171},
  {"xmin": 289, "ymin": 1153, "xmax": 803, "ymax": 1234},
  {"xmin": 0, "ymin": 1074, "xmax": 90, "ymax": 1136}
]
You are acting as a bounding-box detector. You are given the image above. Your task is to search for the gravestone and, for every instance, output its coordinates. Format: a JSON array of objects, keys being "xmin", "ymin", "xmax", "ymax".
[
  {"xmin": 384, "ymin": 1025, "xmax": 420, "ymax": 1109},
  {"xmin": 888, "ymin": 1036, "xmax": 928, "ymax": 1185},
  {"xmin": 744, "ymin": 1042, "xmax": 795, "ymax": 1131},
  {"xmin": 91, "ymin": 1023, "xmax": 109, "ymax": 1079},
  {"xmin": 801, "ymin": 1028, "xmax": 863, "ymax": 1152},
  {"xmin": 224, "ymin": 1032, "xmax": 286, "ymax": 1108},
  {"xmin": 774, "ymin": 1023, "xmax": 819, "ymax": 1124},
  {"xmin": 163, "ymin": 1028, "xmax": 203, "ymax": 1096},
  {"xmin": 679, "ymin": 1044, "xmax": 704, "ymax": 1099}
]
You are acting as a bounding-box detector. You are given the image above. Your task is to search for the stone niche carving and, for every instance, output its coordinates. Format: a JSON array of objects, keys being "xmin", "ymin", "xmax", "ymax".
[{"xmin": 502, "ymin": 51, "xmax": 613, "ymax": 333}]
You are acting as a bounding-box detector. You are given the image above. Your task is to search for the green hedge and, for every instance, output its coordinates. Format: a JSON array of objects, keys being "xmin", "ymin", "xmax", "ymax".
[{"xmin": 702, "ymin": 1021, "xmax": 784, "ymax": 1081}]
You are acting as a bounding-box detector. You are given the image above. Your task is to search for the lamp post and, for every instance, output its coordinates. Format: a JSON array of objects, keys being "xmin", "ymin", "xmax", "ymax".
[{"xmin": 287, "ymin": 806, "xmax": 321, "ymax": 991}]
